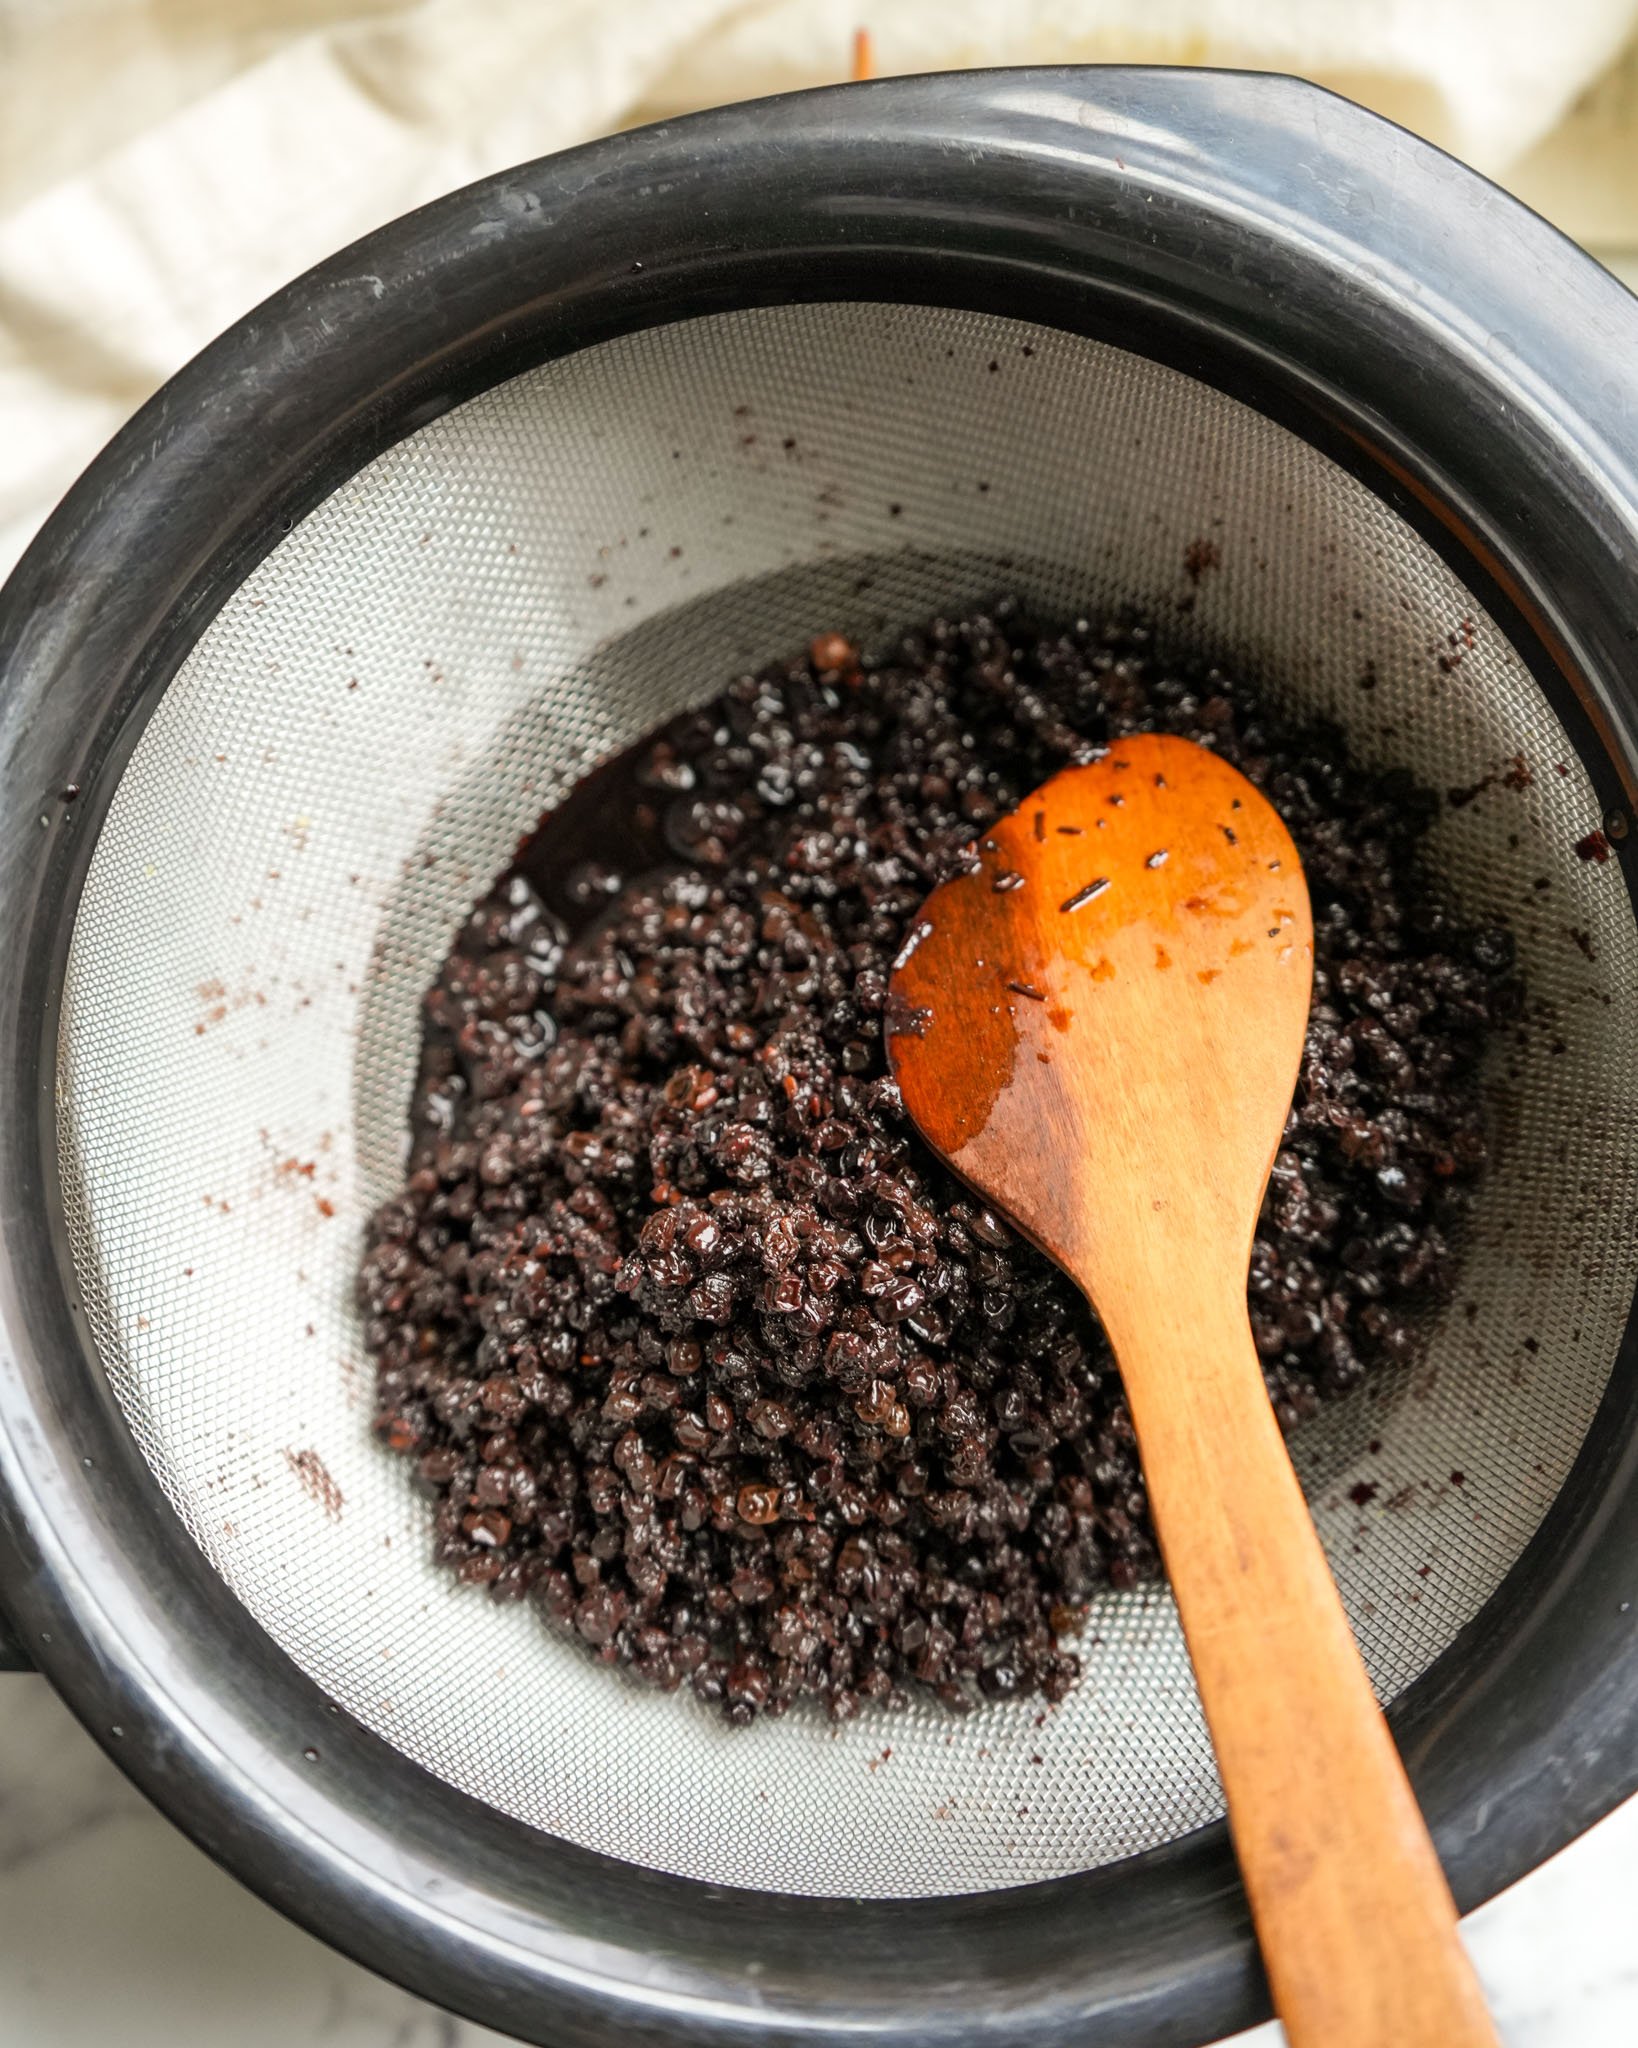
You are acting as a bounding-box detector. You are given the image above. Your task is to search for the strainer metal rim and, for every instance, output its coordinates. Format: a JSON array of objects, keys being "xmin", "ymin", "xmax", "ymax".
[{"xmin": 1, "ymin": 66, "xmax": 1637, "ymax": 2048}]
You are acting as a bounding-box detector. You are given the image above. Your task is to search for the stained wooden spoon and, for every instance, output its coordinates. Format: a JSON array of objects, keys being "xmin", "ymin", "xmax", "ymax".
[{"xmin": 887, "ymin": 732, "xmax": 1496, "ymax": 2048}]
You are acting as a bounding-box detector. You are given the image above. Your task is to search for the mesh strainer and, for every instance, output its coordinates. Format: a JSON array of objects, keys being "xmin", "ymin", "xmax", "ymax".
[{"xmin": 2, "ymin": 67, "xmax": 1637, "ymax": 2048}]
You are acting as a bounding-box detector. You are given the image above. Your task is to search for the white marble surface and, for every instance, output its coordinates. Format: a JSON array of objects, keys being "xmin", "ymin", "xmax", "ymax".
[{"xmin": 0, "ymin": 1673, "xmax": 1632, "ymax": 2046}]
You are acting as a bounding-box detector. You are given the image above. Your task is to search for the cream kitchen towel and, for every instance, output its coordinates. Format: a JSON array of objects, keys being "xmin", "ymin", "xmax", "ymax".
[{"xmin": 3, "ymin": 0, "xmax": 1636, "ymax": 581}]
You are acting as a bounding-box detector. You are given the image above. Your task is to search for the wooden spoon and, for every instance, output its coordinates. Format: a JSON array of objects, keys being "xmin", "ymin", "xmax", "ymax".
[{"xmin": 887, "ymin": 732, "xmax": 1497, "ymax": 2048}]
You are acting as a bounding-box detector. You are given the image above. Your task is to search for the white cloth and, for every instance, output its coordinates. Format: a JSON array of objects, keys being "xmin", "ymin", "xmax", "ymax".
[{"xmin": 3, "ymin": 0, "xmax": 1637, "ymax": 580}]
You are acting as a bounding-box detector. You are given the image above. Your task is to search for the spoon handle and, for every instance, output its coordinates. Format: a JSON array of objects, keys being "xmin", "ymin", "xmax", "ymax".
[{"xmin": 1103, "ymin": 1281, "xmax": 1499, "ymax": 2048}]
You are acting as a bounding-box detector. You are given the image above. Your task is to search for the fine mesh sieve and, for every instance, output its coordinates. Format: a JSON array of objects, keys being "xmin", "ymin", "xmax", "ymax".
[{"xmin": 54, "ymin": 299, "xmax": 1638, "ymax": 1900}]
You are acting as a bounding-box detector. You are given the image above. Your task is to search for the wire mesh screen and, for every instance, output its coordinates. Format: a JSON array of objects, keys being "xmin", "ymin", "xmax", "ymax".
[{"xmin": 56, "ymin": 302, "xmax": 1638, "ymax": 1897}]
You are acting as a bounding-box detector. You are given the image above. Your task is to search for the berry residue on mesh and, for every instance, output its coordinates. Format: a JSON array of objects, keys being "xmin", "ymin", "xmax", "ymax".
[{"xmin": 359, "ymin": 603, "xmax": 1517, "ymax": 1724}]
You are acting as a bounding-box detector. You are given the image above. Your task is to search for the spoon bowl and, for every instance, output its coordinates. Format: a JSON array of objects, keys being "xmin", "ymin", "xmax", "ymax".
[{"xmin": 888, "ymin": 732, "xmax": 1309, "ymax": 1289}]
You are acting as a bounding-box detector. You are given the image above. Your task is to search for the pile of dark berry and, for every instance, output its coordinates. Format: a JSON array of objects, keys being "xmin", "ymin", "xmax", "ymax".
[{"xmin": 359, "ymin": 603, "xmax": 1516, "ymax": 1725}]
